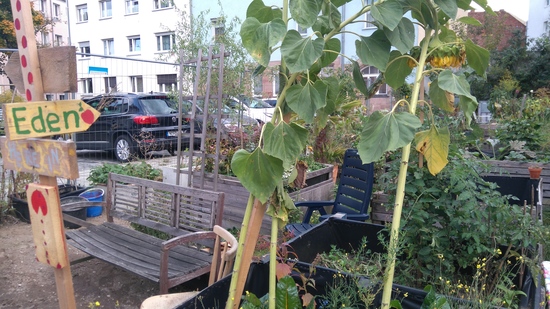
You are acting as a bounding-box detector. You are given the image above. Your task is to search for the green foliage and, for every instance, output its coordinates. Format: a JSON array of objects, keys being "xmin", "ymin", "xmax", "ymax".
[
  {"xmin": 0, "ymin": 90, "xmax": 25, "ymax": 103},
  {"xmin": 495, "ymin": 119, "xmax": 542, "ymax": 153},
  {"xmin": 87, "ymin": 162, "xmax": 162, "ymax": 186},
  {"xmin": 379, "ymin": 152, "xmax": 549, "ymax": 290},
  {"xmin": 130, "ymin": 223, "xmax": 171, "ymax": 240},
  {"xmin": 240, "ymin": 275, "xmax": 314, "ymax": 309}
]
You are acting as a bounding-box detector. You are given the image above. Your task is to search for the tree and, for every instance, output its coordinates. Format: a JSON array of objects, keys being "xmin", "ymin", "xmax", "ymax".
[
  {"xmin": 162, "ymin": 5, "xmax": 253, "ymax": 99},
  {"xmin": 0, "ymin": 0, "xmax": 56, "ymax": 48}
]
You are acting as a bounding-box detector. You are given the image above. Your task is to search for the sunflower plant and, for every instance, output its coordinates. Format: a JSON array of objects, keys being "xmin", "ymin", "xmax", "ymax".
[{"xmin": 226, "ymin": 0, "xmax": 492, "ymax": 308}]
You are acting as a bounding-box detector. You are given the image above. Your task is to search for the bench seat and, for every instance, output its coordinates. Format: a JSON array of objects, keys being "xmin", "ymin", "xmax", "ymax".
[{"xmin": 67, "ymin": 222, "xmax": 213, "ymax": 283}]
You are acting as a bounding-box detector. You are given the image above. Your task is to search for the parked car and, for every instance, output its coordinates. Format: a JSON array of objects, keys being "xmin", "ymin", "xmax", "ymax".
[
  {"xmin": 74, "ymin": 92, "xmax": 200, "ymax": 162},
  {"xmin": 178, "ymin": 99, "xmax": 259, "ymax": 133},
  {"xmin": 262, "ymin": 98, "xmax": 277, "ymax": 107},
  {"xmin": 226, "ymin": 96, "xmax": 274, "ymax": 124}
]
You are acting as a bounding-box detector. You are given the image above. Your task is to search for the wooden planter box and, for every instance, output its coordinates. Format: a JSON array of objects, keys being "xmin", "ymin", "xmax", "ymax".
[
  {"xmin": 481, "ymin": 160, "xmax": 549, "ymax": 206},
  {"xmin": 192, "ymin": 164, "xmax": 335, "ymax": 233},
  {"xmin": 370, "ymin": 192, "xmax": 392, "ymax": 225}
]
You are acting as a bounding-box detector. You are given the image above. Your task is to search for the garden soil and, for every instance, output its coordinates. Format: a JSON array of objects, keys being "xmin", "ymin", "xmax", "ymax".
[{"xmin": 0, "ymin": 214, "xmax": 207, "ymax": 309}]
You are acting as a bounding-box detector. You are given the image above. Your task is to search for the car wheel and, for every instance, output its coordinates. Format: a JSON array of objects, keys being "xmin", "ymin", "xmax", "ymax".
[{"xmin": 114, "ymin": 135, "xmax": 136, "ymax": 162}]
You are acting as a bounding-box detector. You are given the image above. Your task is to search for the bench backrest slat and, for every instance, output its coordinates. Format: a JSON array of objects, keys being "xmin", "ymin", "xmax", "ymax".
[{"xmin": 107, "ymin": 173, "xmax": 224, "ymax": 236}]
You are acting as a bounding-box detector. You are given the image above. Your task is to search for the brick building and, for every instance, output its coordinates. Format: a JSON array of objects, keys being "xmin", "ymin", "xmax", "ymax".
[{"xmin": 468, "ymin": 10, "xmax": 526, "ymax": 51}]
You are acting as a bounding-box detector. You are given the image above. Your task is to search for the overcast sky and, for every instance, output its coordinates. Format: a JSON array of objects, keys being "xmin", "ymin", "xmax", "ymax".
[{"xmin": 473, "ymin": 0, "xmax": 529, "ymax": 21}]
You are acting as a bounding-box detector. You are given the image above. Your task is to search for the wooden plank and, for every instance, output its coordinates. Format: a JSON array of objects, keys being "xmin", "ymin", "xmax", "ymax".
[
  {"xmin": 4, "ymin": 47, "xmax": 77, "ymax": 94},
  {"xmin": 27, "ymin": 183, "xmax": 69, "ymax": 268},
  {"xmin": 66, "ymin": 223, "xmax": 213, "ymax": 282},
  {"xmin": 0, "ymin": 137, "xmax": 79, "ymax": 179},
  {"xmin": 3, "ymin": 100, "xmax": 100, "ymax": 140}
]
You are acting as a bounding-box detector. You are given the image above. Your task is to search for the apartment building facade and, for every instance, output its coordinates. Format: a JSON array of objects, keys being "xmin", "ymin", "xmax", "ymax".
[
  {"xmin": 527, "ymin": 0, "xmax": 550, "ymax": 38},
  {"xmin": 67, "ymin": 0, "xmax": 189, "ymax": 97}
]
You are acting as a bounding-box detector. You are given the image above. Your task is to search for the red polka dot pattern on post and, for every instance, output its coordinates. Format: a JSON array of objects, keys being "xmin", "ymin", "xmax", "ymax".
[
  {"xmin": 21, "ymin": 55, "xmax": 26, "ymax": 67},
  {"xmin": 16, "ymin": 0, "xmax": 21, "ymax": 11},
  {"xmin": 27, "ymin": 72, "xmax": 33, "ymax": 84},
  {"xmin": 14, "ymin": 19, "xmax": 20, "ymax": 30},
  {"xmin": 26, "ymin": 89, "xmax": 32, "ymax": 101},
  {"xmin": 21, "ymin": 36, "xmax": 27, "ymax": 48}
]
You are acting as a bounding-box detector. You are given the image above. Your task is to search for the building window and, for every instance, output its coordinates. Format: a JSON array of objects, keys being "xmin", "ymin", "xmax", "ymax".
[
  {"xmin": 361, "ymin": 66, "xmax": 387, "ymax": 95},
  {"xmin": 39, "ymin": 0, "xmax": 47, "ymax": 13},
  {"xmin": 81, "ymin": 78, "xmax": 93, "ymax": 93},
  {"xmin": 53, "ymin": 3, "xmax": 61, "ymax": 18},
  {"xmin": 76, "ymin": 4, "xmax": 88, "ymax": 22},
  {"xmin": 128, "ymin": 36, "xmax": 141, "ymax": 52},
  {"xmin": 99, "ymin": 0, "xmax": 112, "ymax": 18},
  {"xmin": 364, "ymin": 0, "xmax": 375, "ymax": 28},
  {"xmin": 41, "ymin": 32, "xmax": 50, "ymax": 46},
  {"xmin": 46, "ymin": 94, "xmax": 54, "ymax": 101},
  {"xmin": 253, "ymin": 74, "xmax": 263, "ymax": 96},
  {"xmin": 55, "ymin": 35, "xmax": 63, "ymax": 46},
  {"xmin": 211, "ymin": 18, "xmax": 225, "ymax": 41},
  {"xmin": 157, "ymin": 74, "xmax": 176, "ymax": 92},
  {"xmin": 104, "ymin": 76, "xmax": 117, "ymax": 92},
  {"xmin": 297, "ymin": 24, "xmax": 307, "ymax": 36},
  {"xmin": 103, "ymin": 39, "xmax": 114, "ymax": 55},
  {"xmin": 156, "ymin": 33, "xmax": 175, "ymax": 51},
  {"xmin": 130, "ymin": 76, "xmax": 143, "ymax": 92},
  {"xmin": 153, "ymin": 0, "xmax": 173, "ymax": 9},
  {"xmin": 126, "ymin": 0, "xmax": 139, "ymax": 14},
  {"xmin": 79, "ymin": 41, "xmax": 90, "ymax": 57},
  {"xmin": 59, "ymin": 94, "xmax": 66, "ymax": 100}
]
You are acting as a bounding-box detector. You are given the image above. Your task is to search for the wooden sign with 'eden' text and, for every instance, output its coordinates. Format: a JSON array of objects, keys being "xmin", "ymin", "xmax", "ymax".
[{"xmin": 2, "ymin": 100, "xmax": 100, "ymax": 140}]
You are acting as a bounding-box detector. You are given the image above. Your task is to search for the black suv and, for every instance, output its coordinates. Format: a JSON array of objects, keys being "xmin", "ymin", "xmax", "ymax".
[{"xmin": 75, "ymin": 93, "xmax": 199, "ymax": 161}]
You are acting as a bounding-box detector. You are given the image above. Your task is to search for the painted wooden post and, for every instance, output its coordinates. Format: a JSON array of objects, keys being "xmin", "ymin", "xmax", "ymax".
[{"xmin": 9, "ymin": 0, "xmax": 78, "ymax": 307}]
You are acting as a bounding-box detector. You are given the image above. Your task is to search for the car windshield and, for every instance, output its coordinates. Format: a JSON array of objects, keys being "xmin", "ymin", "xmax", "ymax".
[
  {"xmin": 240, "ymin": 97, "xmax": 272, "ymax": 108},
  {"xmin": 140, "ymin": 98, "xmax": 176, "ymax": 114}
]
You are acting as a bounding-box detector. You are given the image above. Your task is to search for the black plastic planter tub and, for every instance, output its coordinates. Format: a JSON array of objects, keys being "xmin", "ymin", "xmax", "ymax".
[
  {"xmin": 175, "ymin": 218, "xmax": 544, "ymax": 308},
  {"xmin": 10, "ymin": 185, "xmax": 88, "ymax": 223}
]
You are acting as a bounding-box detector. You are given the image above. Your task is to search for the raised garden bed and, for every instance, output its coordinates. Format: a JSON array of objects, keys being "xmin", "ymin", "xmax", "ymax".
[{"xmin": 482, "ymin": 160, "xmax": 549, "ymax": 206}]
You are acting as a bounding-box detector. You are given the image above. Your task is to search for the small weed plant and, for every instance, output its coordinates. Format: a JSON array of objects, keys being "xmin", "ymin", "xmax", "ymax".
[{"xmin": 87, "ymin": 161, "xmax": 162, "ymax": 186}]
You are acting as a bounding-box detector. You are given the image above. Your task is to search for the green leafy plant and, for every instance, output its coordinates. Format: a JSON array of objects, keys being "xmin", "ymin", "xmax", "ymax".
[
  {"xmin": 227, "ymin": 1, "xmax": 493, "ymax": 308},
  {"xmin": 87, "ymin": 162, "xmax": 162, "ymax": 186}
]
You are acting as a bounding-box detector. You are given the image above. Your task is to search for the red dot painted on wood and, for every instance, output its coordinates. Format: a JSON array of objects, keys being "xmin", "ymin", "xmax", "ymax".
[
  {"xmin": 16, "ymin": 0, "xmax": 21, "ymax": 11},
  {"xmin": 21, "ymin": 36, "xmax": 27, "ymax": 48},
  {"xmin": 31, "ymin": 190, "xmax": 48, "ymax": 215},
  {"xmin": 26, "ymin": 90, "xmax": 32, "ymax": 101},
  {"xmin": 21, "ymin": 55, "xmax": 27, "ymax": 67},
  {"xmin": 43, "ymin": 241, "xmax": 47, "ymax": 246},
  {"xmin": 27, "ymin": 72, "xmax": 33, "ymax": 84},
  {"xmin": 56, "ymin": 263, "xmax": 62, "ymax": 269},
  {"xmin": 14, "ymin": 19, "xmax": 20, "ymax": 30},
  {"xmin": 47, "ymin": 259, "xmax": 50, "ymax": 265},
  {"xmin": 42, "ymin": 230, "xmax": 45, "ymax": 235}
]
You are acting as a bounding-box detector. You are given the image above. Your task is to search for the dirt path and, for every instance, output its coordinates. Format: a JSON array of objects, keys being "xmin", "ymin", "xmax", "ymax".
[{"xmin": 0, "ymin": 215, "xmax": 207, "ymax": 309}]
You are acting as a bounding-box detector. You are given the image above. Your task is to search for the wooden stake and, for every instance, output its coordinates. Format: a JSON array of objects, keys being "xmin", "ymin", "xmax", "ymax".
[
  {"xmin": 231, "ymin": 198, "xmax": 266, "ymax": 309},
  {"xmin": 10, "ymin": 0, "xmax": 76, "ymax": 307}
]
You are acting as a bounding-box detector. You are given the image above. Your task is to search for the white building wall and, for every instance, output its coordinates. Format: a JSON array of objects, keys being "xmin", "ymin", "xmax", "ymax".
[
  {"xmin": 528, "ymin": 0, "xmax": 550, "ymax": 38},
  {"xmin": 67, "ymin": 0, "xmax": 190, "ymax": 97},
  {"xmin": 32, "ymin": 0, "xmax": 70, "ymax": 47}
]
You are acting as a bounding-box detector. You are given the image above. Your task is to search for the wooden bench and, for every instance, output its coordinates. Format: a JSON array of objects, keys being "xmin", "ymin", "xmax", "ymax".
[{"xmin": 65, "ymin": 173, "xmax": 226, "ymax": 293}]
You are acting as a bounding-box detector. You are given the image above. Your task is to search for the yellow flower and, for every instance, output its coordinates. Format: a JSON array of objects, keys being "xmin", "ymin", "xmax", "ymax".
[
  {"xmin": 479, "ymin": 299, "xmax": 482, "ymax": 304},
  {"xmin": 404, "ymin": 292, "xmax": 409, "ymax": 298},
  {"xmin": 446, "ymin": 280, "xmax": 450, "ymax": 285},
  {"xmin": 438, "ymin": 254, "xmax": 443, "ymax": 259},
  {"xmin": 476, "ymin": 264, "xmax": 481, "ymax": 269},
  {"xmin": 95, "ymin": 301, "xmax": 100, "ymax": 307}
]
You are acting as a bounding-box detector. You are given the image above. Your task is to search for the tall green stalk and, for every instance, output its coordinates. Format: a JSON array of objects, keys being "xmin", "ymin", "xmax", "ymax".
[{"xmin": 380, "ymin": 28, "xmax": 433, "ymax": 309}]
